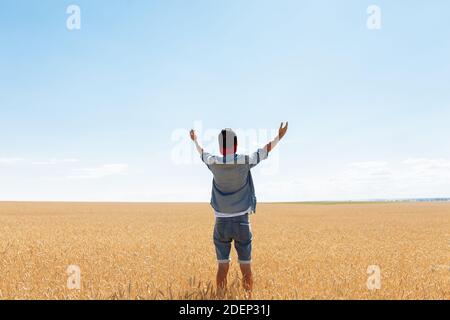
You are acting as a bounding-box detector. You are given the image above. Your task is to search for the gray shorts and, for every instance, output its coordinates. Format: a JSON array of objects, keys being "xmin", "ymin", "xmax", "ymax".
[{"xmin": 213, "ymin": 214, "xmax": 252, "ymax": 264}]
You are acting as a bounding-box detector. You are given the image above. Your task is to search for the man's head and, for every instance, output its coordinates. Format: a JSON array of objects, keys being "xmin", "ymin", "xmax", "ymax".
[{"xmin": 218, "ymin": 128, "xmax": 237, "ymax": 156}]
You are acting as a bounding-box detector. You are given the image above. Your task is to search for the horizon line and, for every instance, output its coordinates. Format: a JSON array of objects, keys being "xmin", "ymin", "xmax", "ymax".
[{"xmin": 1, "ymin": 198, "xmax": 449, "ymax": 204}]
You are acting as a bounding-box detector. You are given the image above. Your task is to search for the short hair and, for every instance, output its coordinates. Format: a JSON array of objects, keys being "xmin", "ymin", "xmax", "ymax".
[{"xmin": 218, "ymin": 128, "xmax": 237, "ymax": 150}]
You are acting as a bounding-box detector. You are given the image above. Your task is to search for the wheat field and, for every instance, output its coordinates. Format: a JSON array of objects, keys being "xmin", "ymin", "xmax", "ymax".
[{"xmin": 0, "ymin": 201, "xmax": 448, "ymax": 300}]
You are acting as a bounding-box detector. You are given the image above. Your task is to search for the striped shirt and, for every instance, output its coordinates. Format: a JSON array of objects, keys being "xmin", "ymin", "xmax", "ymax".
[{"xmin": 201, "ymin": 148, "xmax": 268, "ymax": 217}]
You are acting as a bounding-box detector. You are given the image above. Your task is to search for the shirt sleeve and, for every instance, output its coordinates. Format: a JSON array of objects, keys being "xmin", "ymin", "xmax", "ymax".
[
  {"xmin": 201, "ymin": 151, "xmax": 217, "ymax": 165},
  {"xmin": 248, "ymin": 148, "xmax": 268, "ymax": 168}
]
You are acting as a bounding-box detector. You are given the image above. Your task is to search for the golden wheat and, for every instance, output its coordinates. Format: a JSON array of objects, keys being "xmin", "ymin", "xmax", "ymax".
[{"xmin": 0, "ymin": 202, "xmax": 448, "ymax": 299}]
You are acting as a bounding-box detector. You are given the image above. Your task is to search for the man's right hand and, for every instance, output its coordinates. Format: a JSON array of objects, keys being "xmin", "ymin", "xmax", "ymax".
[{"xmin": 190, "ymin": 129, "xmax": 197, "ymax": 142}]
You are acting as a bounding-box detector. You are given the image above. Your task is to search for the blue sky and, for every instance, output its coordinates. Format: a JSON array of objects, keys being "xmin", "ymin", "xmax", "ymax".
[{"xmin": 1, "ymin": 0, "xmax": 449, "ymax": 201}]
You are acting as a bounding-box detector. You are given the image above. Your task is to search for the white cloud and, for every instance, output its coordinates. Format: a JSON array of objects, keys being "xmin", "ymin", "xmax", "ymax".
[
  {"xmin": 257, "ymin": 158, "xmax": 450, "ymax": 201},
  {"xmin": 349, "ymin": 161, "xmax": 388, "ymax": 169},
  {"xmin": 2, "ymin": 155, "xmax": 449, "ymax": 201},
  {"xmin": 31, "ymin": 158, "xmax": 80, "ymax": 165},
  {"xmin": 0, "ymin": 158, "xmax": 80, "ymax": 166},
  {"xmin": 0, "ymin": 158, "xmax": 24, "ymax": 165},
  {"xmin": 68, "ymin": 164, "xmax": 129, "ymax": 180},
  {"xmin": 403, "ymin": 158, "xmax": 450, "ymax": 172}
]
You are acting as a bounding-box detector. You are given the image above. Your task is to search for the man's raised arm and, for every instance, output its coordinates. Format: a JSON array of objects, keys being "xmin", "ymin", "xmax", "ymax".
[
  {"xmin": 264, "ymin": 122, "xmax": 288, "ymax": 153},
  {"xmin": 190, "ymin": 129, "xmax": 217, "ymax": 165},
  {"xmin": 247, "ymin": 122, "xmax": 288, "ymax": 168},
  {"xmin": 190, "ymin": 129, "xmax": 203, "ymax": 155}
]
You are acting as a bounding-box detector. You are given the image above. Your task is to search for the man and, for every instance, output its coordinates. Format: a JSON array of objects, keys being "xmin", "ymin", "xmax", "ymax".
[{"xmin": 189, "ymin": 122, "xmax": 288, "ymax": 297}]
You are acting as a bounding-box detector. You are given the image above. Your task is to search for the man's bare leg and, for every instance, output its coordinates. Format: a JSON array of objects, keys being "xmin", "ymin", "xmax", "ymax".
[
  {"xmin": 239, "ymin": 263, "xmax": 253, "ymax": 298},
  {"xmin": 216, "ymin": 262, "xmax": 229, "ymax": 297}
]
